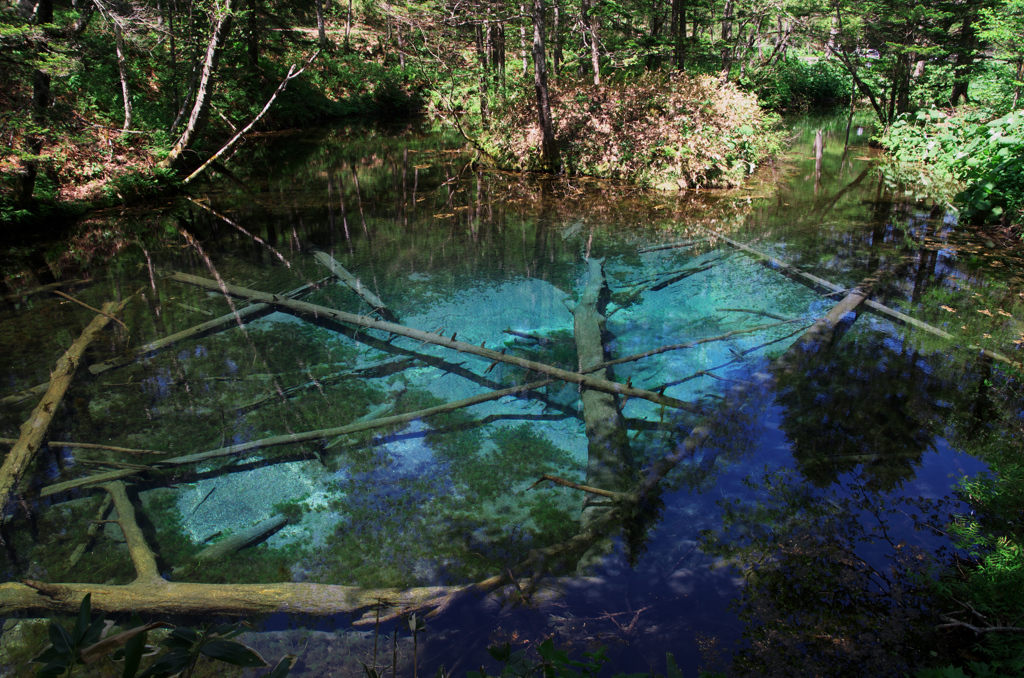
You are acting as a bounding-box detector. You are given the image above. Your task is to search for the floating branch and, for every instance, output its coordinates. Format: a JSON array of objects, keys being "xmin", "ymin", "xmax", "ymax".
[
  {"xmin": 87, "ymin": 274, "xmax": 336, "ymax": 377},
  {"xmin": 41, "ymin": 469, "xmax": 141, "ymax": 498},
  {"xmin": 0, "ymin": 298, "xmax": 130, "ymax": 526},
  {"xmin": 586, "ymin": 318, "xmax": 803, "ymax": 373},
  {"xmin": 154, "ymin": 379, "xmax": 554, "ymax": 467},
  {"xmin": 166, "ymin": 272, "xmax": 701, "ymax": 414},
  {"xmin": 35, "ymin": 381, "xmax": 557, "ymax": 497},
  {"xmin": 313, "ymin": 250, "xmax": 399, "ymax": 322}
]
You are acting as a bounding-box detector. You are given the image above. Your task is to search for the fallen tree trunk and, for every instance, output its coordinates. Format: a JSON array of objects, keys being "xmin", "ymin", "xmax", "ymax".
[
  {"xmin": 86, "ymin": 275, "xmax": 335, "ymax": 377},
  {"xmin": 1, "ymin": 277, "xmax": 334, "ymax": 409},
  {"xmin": 636, "ymin": 275, "xmax": 877, "ymax": 501},
  {"xmin": 0, "ymin": 298, "xmax": 129, "ymax": 525},
  {"xmin": 693, "ymin": 225, "xmax": 1022, "ymax": 369},
  {"xmin": 312, "ymin": 250, "xmax": 398, "ymax": 322},
  {"xmin": 0, "ymin": 439, "xmax": 168, "ymax": 456},
  {"xmin": 36, "ymin": 380, "xmax": 554, "ymax": 497},
  {"xmin": 573, "ymin": 258, "xmax": 633, "ymax": 533},
  {"xmin": 166, "ymin": 272, "xmax": 700, "ymax": 413}
]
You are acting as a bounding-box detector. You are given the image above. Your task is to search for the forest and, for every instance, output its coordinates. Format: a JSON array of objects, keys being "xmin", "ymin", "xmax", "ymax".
[{"xmin": 0, "ymin": 0, "xmax": 1022, "ymax": 227}]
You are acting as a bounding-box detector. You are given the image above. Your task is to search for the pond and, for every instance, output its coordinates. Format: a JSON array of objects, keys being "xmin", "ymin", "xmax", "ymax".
[{"xmin": 1, "ymin": 114, "xmax": 1022, "ymax": 677}]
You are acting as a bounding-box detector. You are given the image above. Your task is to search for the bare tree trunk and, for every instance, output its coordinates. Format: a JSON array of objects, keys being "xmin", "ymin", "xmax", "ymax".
[
  {"xmin": 532, "ymin": 0, "xmax": 559, "ymax": 171},
  {"xmin": 1014, "ymin": 60, "xmax": 1023, "ymax": 109},
  {"xmin": 246, "ymin": 0, "xmax": 260, "ymax": 67},
  {"xmin": 719, "ymin": 0, "xmax": 733, "ymax": 78},
  {"xmin": 114, "ymin": 22, "xmax": 133, "ymax": 131},
  {"xmin": 34, "ymin": 0, "xmax": 53, "ymax": 23},
  {"xmin": 315, "ymin": 0, "xmax": 327, "ymax": 49},
  {"xmin": 69, "ymin": 0, "xmax": 94, "ymax": 36},
  {"xmin": 581, "ymin": 0, "xmax": 600, "ymax": 85},
  {"xmin": 16, "ymin": 69, "xmax": 50, "ymax": 208},
  {"xmin": 520, "ymin": 3, "xmax": 529, "ymax": 77},
  {"xmin": 552, "ymin": 0, "xmax": 561, "ymax": 76},
  {"xmin": 670, "ymin": 0, "xmax": 686, "ymax": 70},
  {"xmin": 344, "ymin": 0, "xmax": 352, "ymax": 49},
  {"xmin": 949, "ymin": 13, "xmax": 976, "ymax": 106},
  {"xmin": 162, "ymin": 0, "xmax": 234, "ymax": 169}
]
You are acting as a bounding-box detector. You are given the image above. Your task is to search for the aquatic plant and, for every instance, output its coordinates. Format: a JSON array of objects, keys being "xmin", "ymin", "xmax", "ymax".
[{"xmin": 30, "ymin": 594, "xmax": 295, "ymax": 677}]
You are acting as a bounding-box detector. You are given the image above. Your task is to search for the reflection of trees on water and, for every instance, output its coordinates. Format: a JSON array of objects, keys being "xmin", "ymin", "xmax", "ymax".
[
  {"xmin": 774, "ymin": 332, "xmax": 948, "ymax": 491},
  {"xmin": 702, "ymin": 466, "xmax": 954, "ymax": 678}
]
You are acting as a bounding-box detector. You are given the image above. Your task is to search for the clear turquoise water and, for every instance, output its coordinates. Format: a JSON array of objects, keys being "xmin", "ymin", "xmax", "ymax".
[{"xmin": 0, "ymin": 115, "xmax": 1019, "ymax": 677}]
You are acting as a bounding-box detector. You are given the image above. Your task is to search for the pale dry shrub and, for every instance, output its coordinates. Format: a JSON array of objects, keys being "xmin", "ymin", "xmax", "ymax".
[{"xmin": 478, "ymin": 72, "xmax": 783, "ymax": 189}]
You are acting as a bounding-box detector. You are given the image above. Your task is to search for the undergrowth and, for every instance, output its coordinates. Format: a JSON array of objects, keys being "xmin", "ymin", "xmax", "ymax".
[{"xmin": 460, "ymin": 73, "xmax": 784, "ymax": 189}]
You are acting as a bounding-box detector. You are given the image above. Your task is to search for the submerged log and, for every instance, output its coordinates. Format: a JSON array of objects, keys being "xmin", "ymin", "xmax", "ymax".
[
  {"xmin": 195, "ymin": 515, "xmax": 289, "ymax": 564},
  {"xmin": 0, "ymin": 299, "xmax": 129, "ymax": 525},
  {"xmin": 573, "ymin": 258, "xmax": 633, "ymax": 534},
  {"xmin": 0, "ymin": 277, "xmax": 335, "ymax": 409},
  {"xmin": 166, "ymin": 272, "xmax": 700, "ymax": 413},
  {"xmin": 313, "ymin": 250, "xmax": 398, "ymax": 322},
  {"xmin": 693, "ymin": 225, "xmax": 1023, "ymax": 369},
  {"xmin": 636, "ymin": 276, "xmax": 877, "ymax": 500},
  {"xmin": 68, "ymin": 494, "xmax": 112, "ymax": 567},
  {"xmin": 86, "ymin": 275, "xmax": 336, "ymax": 377},
  {"xmin": 0, "ymin": 439, "xmax": 168, "ymax": 456}
]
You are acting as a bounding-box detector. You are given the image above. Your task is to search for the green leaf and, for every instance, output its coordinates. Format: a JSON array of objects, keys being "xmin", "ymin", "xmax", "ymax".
[
  {"xmin": 49, "ymin": 623, "xmax": 73, "ymax": 656},
  {"xmin": 121, "ymin": 617, "xmax": 148, "ymax": 678},
  {"xmin": 261, "ymin": 654, "xmax": 297, "ymax": 678},
  {"xmin": 666, "ymin": 653, "xmax": 683, "ymax": 678},
  {"xmin": 73, "ymin": 594, "xmax": 92, "ymax": 645},
  {"xmin": 488, "ymin": 643, "xmax": 512, "ymax": 663},
  {"xmin": 137, "ymin": 648, "xmax": 192, "ymax": 678},
  {"xmin": 200, "ymin": 639, "xmax": 268, "ymax": 667},
  {"xmin": 31, "ymin": 646, "xmax": 66, "ymax": 665},
  {"xmin": 35, "ymin": 660, "xmax": 72, "ymax": 677},
  {"xmin": 162, "ymin": 627, "xmax": 198, "ymax": 649}
]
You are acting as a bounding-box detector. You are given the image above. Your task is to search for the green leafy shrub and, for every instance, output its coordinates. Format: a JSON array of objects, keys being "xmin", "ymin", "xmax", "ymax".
[
  {"xmin": 882, "ymin": 108, "xmax": 1024, "ymax": 229},
  {"xmin": 932, "ymin": 467, "xmax": 1024, "ymax": 669},
  {"xmin": 102, "ymin": 167, "xmax": 179, "ymax": 204},
  {"xmin": 747, "ymin": 57, "xmax": 853, "ymax": 111}
]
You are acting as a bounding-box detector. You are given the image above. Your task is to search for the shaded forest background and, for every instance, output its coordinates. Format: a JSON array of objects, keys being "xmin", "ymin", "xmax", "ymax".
[{"xmin": 1, "ymin": 0, "xmax": 1022, "ymax": 225}]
